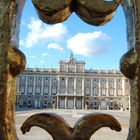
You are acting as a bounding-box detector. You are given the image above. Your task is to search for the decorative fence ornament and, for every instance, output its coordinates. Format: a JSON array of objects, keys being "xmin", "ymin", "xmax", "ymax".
[
  {"xmin": 1, "ymin": 0, "xmax": 140, "ymax": 140},
  {"xmin": 21, "ymin": 113, "xmax": 121, "ymax": 140},
  {"xmin": 32, "ymin": 0, "xmax": 121, "ymax": 25}
]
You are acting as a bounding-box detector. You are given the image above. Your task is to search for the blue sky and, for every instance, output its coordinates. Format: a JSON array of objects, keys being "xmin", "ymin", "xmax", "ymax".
[{"xmin": 19, "ymin": 1, "xmax": 127, "ymax": 70}]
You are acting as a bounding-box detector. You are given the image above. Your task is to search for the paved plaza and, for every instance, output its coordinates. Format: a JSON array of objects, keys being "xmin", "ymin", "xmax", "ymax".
[{"xmin": 16, "ymin": 109, "xmax": 130, "ymax": 140}]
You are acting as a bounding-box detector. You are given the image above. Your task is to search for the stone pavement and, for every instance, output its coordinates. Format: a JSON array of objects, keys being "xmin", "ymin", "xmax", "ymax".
[{"xmin": 16, "ymin": 109, "xmax": 130, "ymax": 140}]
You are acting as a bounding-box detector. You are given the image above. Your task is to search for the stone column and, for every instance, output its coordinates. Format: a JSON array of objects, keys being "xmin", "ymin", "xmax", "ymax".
[
  {"xmin": 49, "ymin": 77, "xmax": 52, "ymax": 95},
  {"xmin": 82, "ymin": 77, "xmax": 85, "ymax": 95},
  {"xmin": 25, "ymin": 76, "xmax": 28, "ymax": 95},
  {"xmin": 65, "ymin": 77, "xmax": 68, "ymax": 94},
  {"xmin": 65, "ymin": 96, "xmax": 67, "ymax": 109},
  {"xmin": 57, "ymin": 96, "xmax": 59, "ymax": 109},
  {"xmin": 91, "ymin": 78, "xmax": 93, "ymax": 96},
  {"xmin": 122, "ymin": 78, "xmax": 125, "ymax": 110},
  {"xmin": 57, "ymin": 77, "xmax": 60, "ymax": 94},
  {"xmin": 41, "ymin": 76, "xmax": 44, "ymax": 95},
  {"xmin": 74, "ymin": 77, "xmax": 77, "ymax": 95},
  {"xmin": 74, "ymin": 97, "xmax": 76, "ymax": 109},
  {"xmin": 107, "ymin": 78, "xmax": 109, "ymax": 97},
  {"xmin": 122, "ymin": 78, "xmax": 125, "ymax": 96},
  {"xmin": 82, "ymin": 97, "xmax": 84, "ymax": 109},
  {"xmin": 33, "ymin": 76, "xmax": 36, "ymax": 95},
  {"xmin": 99, "ymin": 78, "xmax": 101, "ymax": 96},
  {"xmin": 114, "ymin": 78, "xmax": 117, "ymax": 97}
]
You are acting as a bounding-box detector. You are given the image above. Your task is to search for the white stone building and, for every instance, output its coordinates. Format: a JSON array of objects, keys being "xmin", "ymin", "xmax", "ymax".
[{"xmin": 16, "ymin": 55, "xmax": 130, "ymax": 110}]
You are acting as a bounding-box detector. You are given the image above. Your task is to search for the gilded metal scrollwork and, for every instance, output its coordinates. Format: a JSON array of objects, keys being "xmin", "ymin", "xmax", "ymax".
[
  {"xmin": 32, "ymin": 0, "xmax": 121, "ymax": 25},
  {"xmin": 5, "ymin": 0, "xmax": 140, "ymax": 140},
  {"xmin": 21, "ymin": 113, "xmax": 121, "ymax": 140}
]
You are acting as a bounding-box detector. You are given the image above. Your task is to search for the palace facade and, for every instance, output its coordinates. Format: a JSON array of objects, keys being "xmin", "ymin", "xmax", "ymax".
[{"xmin": 16, "ymin": 55, "xmax": 130, "ymax": 110}]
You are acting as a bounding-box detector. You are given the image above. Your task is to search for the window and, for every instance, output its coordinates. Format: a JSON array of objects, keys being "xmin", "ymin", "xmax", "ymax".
[
  {"xmin": 94, "ymin": 101, "xmax": 97, "ymax": 106},
  {"xmin": 125, "ymin": 86, "xmax": 130, "ymax": 95},
  {"xmin": 77, "ymin": 64, "xmax": 84, "ymax": 72},
  {"xmin": 68, "ymin": 64, "xmax": 75, "ymax": 72},
  {"xmin": 85, "ymin": 88, "xmax": 90, "ymax": 95},
  {"xmin": 109, "ymin": 78, "xmax": 114, "ymax": 88},
  {"xmin": 60, "ymin": 64, "xmax": 66, "ymax": 72},
  {"xmin": 27, "ymin": 99, "xmax": 31, "ymax": 106},
  {"xmin": 101, "ymin": 89, "xmax": 106, "ymax": 96},
  {"xmin": 92, "ymin": 88, "xmax": 98, "ymax": 96},
  {"xmin": 44, "ymin": 77, "xmax": 49, "ymax": 83},
  {"xmin": 43, "ymin": 86, "xmax": 49, "ymax": 94},
  {"xmin": 20, "ymin": 76, "xmax": 26, "ymax": 82},
  {"xmin": 27, "ymin": 86, "xmax": 33, "ymax": 94},
  {"xmin": 109, "ymin": 89, "xmax": 114, "ymax": 96},
  {"xmin": 101, "ymin": 78, "xmax": 107, "ymax": 88},
  {"xmin": 60, "ymin": 88, "xmax": 65, "ymax": 93},
  {"xmin": 35, "ymin": 86, "xmax": 41, "ymax": 94},
  {"xmin": 68, "ymin": 87, "xmax": 74, "ymax": 94},
  {"xmin": 19, "ymin": 86, "xmax": 25, "ymax": 94},
  {"xmin": 36, "ymin": 76, "xmax": 42, "ymax": 82},
  {"xmin": 28, "ymin": 76, "xmax": 34, "ymax": 82},
  {"xmin": 52, "ymin": 86, "xmax": 57, "ymax": 94},
  {"xmin": 117, "ymin": 89, "xmax": 122, "ymax": 96},
  {"xmin": 44, "ymin": 100, "xmax": 47, "ymax": 106},
  {"xmin": 52, "ymin": 77, "xmax": 57, "ymax": 82}
]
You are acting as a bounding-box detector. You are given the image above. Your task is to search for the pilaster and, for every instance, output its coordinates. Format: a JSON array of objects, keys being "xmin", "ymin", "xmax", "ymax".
[
  {"xmin": 33, "ymin": 76, "xmax": 36, "ymax": 95},
  {"xmin": 82, "ymin": 77, "xmax": 85, "ymax": 95},
  {"xmin": 49, "ymin": 77, "xmax": 52, "ymax": 95}
]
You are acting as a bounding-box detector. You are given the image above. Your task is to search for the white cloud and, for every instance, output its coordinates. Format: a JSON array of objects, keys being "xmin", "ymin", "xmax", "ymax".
[
  {"xmin": 42, "ymin": 53, "xmax": 48, "ymax": 56},
  {"xmin": 30, "ymin": 55, "xmax": 36, "ymax": 59},
  {"xmin": 48, "ymin": 43, "xmax": 64, "ymax": 52},
  {"xmin": 67, "ymin": 31, "xmax": 111, "ymax": 57},
  {"xmin": 40, "ymin": 60, "xmax": 45, "ymax": 64},
  {"xmin": 25, "ymin": 18, "xmax": 67, "ymax": 48}
]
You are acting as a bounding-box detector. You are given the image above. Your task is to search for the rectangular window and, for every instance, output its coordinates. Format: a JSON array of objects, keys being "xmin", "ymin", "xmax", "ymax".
[
  {"xmin": 109, "ymin": 89, "xmax": 114, "ymax": 96},
  {"xmin": 44, "ymin": 77, "xmax": 50, "ymax": 83},
  {"xmin": 43, "ymin": 86, "xmax": 49, "ymax": 95},
  {"xmin": 43, "ymin": 100, "xmax": 47, "ymax": 106},
  {"xmin": 28, "ymin": 76, "xmax": 34, "ymax": 83},
  {"xmin": 94, "ymin": 101, "xmax": 97, "ymax": 106},
  {"xmin": 101, "ymin": 89, "xmax": 106, "ymax": 96},
  {"xmin": 35, "ymin": 86, "xmax": 41, "ymax": 94},
  {"xmin": 85, "ymin": 88, "xmax": 90, "ymax": 95},
  {"xmin": 27, "ymin": 99, "xmax": 31, "ymax": 106},
  {"xmin": 52, "ymin": 86, "xmax": 57, "ymax": 94},
  {"xmin": 92, "ymin": 88, "xmax": 98, "ymax": 96},
  {"xmin": 20, "ymin": 76, "xmax": 26, "ymax": 83},
  {"xmin": 19, "ymin": 86, "xmax": 25, "ymax": 94},
  {"xmin": 36, "ymin": 76, "xmax": 42, "ymax": 83},
  {"xmin": 27, "ymin": 86, "xmax": 33, "ymax": 94},
  {"xmin": 117, "ymin": 89, "xmax": 122, "ymax": 96}
]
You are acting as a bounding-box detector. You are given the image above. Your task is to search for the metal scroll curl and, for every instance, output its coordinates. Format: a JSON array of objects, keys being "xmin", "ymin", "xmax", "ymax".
[
  {"xmin": 32, "ymin": 0, "xmax": 121, "ymax": 25},
  {"xmin": 21, "ymin": 113, "xmax": 121, "ymax": 140},
  {"xmin": 0, "ymin": 0, "xmax": 122, "ymax": 140}
]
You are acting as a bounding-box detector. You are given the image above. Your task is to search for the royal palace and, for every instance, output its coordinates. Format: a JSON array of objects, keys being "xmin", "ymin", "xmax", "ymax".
[{"xmin": 16, "ymin": 55, "xmax": 130, "ymax": 110}]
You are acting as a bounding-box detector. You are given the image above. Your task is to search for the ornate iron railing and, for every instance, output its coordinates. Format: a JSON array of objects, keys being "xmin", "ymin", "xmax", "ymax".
[{"xmin": 0, "ymin": 0, "xmax": 139, "ymax": 140}]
